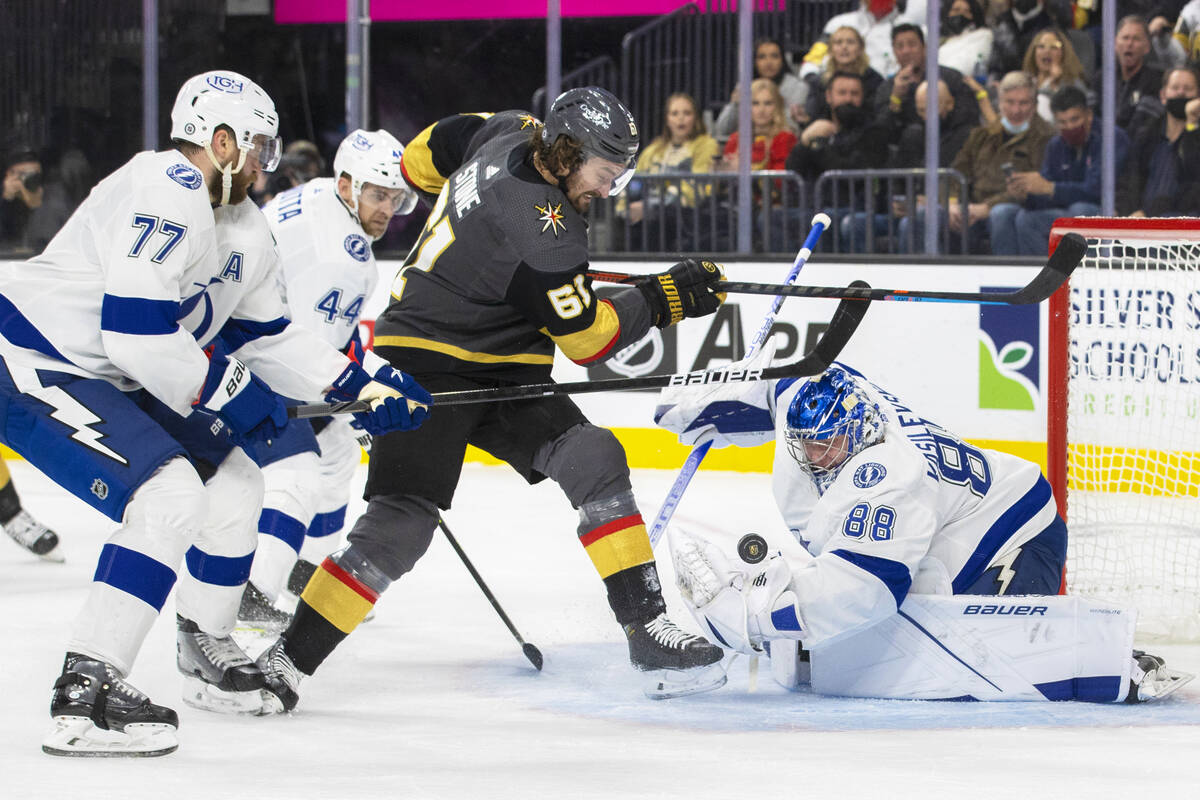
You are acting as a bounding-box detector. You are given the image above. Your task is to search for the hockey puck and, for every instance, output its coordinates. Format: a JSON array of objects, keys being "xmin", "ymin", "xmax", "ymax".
[{"xmin": 737, "ymin": 533, "xmax": 768, "ymax": 564}]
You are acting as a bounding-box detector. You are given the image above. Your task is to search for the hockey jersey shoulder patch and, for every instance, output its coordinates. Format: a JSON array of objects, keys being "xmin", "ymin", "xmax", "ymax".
[
  {"xmin": 853, "ymin": 462, "xmax": 887, "ymax": 488},
  {"xmin": 166, "ymin": 163, "xmax": 203, "ymax": 190},
  {"xmin": 534, "ymin": 199, "xmax": 567, "ymax": 237},
  {"xmin": 344, "ymin": 234, "xmax": 370, "ymax": 262}
]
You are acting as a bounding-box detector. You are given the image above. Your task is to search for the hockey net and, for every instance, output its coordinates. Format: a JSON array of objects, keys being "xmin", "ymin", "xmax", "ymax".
[{"xmin": 1048, "ymin": 218, "xmax": 1200, "ymax": 642}]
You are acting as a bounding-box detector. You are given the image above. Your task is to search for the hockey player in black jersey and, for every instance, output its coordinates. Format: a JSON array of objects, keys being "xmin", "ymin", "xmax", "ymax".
[{"xmin": 258, "ymin": 88, "xmax": 731, "ymax": 709}]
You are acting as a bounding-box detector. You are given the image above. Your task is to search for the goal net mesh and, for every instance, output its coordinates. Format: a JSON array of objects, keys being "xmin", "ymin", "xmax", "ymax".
[{"xmin": 1053, "ymin": 223, "xmax": 1200, "ymax": 641}]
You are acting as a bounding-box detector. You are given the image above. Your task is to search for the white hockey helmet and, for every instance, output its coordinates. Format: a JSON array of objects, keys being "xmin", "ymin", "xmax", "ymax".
[
  {"xmin": 170, "ymin": 70, "xmax": 282, "ymax": 203},
  {"xmin": 333, "ymin": 129, "xmax": 418, "ymax": 222}
]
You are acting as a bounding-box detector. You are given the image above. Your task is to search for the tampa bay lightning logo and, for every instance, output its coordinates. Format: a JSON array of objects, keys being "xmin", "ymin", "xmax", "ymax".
[
  {"xmin": 853, "ymin": 462, "xmax": 887, "ymax": 488},
  {"xmin": 344, "ymin": 234, "xmax": 370, "ymax": 262},
  {"xmin": 166, "ymin": 163, "xmax": 203, "ymax": 190},
  {"xmin": 205, "ymin": 74, "xmax": 244, "ymax": 93}
]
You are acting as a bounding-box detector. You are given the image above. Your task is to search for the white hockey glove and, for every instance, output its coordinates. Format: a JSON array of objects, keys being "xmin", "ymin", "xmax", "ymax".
[
  {"xmin": 653, "ymin": 338, "xmax": 780, "ymax": 449},
  {"xmin": 670, "ymin": 530, "xmax": 805, "ymax": 655}
]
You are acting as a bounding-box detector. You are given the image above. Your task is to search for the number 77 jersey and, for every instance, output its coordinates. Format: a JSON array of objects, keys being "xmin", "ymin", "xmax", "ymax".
[
  {"xmin": 769, "ymin": 366, "xmax": 1062, "ymax": 647},
  {"xmin": 373, "ymin": 130, "xmax": 636, "ymax": 383}
]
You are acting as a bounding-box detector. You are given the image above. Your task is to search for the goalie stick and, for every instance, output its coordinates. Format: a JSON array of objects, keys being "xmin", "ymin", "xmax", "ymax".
[
  {"xmin": 646, "ymin": 213, "xmax": 831, "ymax": 549},
  {"xmin": 287, "ymin": 285, "xmax": 870, "ymax": 420},
  {"xmin": 587, "ymin": 231, "xmax": 1086, "ymax": 307}
]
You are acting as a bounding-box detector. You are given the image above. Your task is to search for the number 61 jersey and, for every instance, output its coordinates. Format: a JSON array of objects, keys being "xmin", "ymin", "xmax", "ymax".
[
  {"xmin": 770, "ymin": 366, "xmax": 1060, "ymax": 646},
  {"xmin": 373, "ymin": 130, "xmax": 649, "ymax": 383}
]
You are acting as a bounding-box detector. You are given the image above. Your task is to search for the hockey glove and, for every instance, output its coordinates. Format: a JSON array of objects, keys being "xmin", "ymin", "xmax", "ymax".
[
  {"xmin": 637, "ymin": 258, "xmax": 726, "ymax": 328},
  {"xmin": 195, "ymin": 341, "xmax": 289, "ymax": 444},
  {"xmin": 326, "ymin": 361, "xmax": 432, "ymax": 436},
  {"xmin": 653, "ymin": 338, "xmax": 779, "ymax": 449}
]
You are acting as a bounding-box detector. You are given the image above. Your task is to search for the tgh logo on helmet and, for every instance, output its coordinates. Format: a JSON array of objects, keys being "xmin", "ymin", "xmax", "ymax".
[
  {"xmin": 351, "ymin": 132, "xmax": 373, "ymax": 151},
  {"xmin": 205, "ymin": 74, "xmax": 245, "ymax": 94}
]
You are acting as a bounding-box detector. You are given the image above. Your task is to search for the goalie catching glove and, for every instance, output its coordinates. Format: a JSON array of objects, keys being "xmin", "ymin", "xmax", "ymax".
[
  {"xmin": 637, "ymin": 258, "xmax": 726, "ymax": 328},
  {"xmin": 654, "ymin": 338, "xmax": 780, "ymax": 449},
  {"xmin": 195, "ymin": 341, "xmax": 289, "ymax": 444},
  {"xmin": 326, "ymin": 351, "xmax": 432, "ymax": 436}
]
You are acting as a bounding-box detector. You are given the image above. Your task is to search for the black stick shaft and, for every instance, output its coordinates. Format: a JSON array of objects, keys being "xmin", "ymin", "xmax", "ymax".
[{"xmin": 438, "ymin": 518, "xmax": 543, "ymax": 671}]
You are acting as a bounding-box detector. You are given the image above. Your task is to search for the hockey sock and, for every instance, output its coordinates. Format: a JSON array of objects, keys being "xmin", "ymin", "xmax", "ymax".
[
  {"xmin": 577, "ymin": 493, "xmax": 663, "ymax": 625},
  {"xmin": 282, "ymin": 550, "xmax": 390, "ymax": 675},
  {"xmin": 0, "ymin": 470, "xmax": 21, "ymax": 525}
]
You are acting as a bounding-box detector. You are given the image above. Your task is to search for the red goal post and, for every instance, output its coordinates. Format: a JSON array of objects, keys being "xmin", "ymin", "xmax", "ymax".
[{"xmin": 1047, "ymin": 217, "xmax": 1200, "ymax": 641}]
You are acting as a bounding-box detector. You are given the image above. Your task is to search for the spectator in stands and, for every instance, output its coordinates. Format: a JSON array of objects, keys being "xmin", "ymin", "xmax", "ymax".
[
  {"xmin": 989, "ymin": 0, "xmax": 1059, "ymax": 81},
  {"xmin": 1117, "ymin": 66, "xmax": 1200, "ymax": 216},
  {"xmin": 874, "ymin": 24, "xmax": 976, "ymax": 143},
  {"xmin": 1101, "ymin": 16, "xmax": 1165, "ymax": 134},
  {"xmin": 900, "ymin": 71, "xmax": 1054, "ymax": 253},
  {"xmin": 26, "ymin": 149, "xmax": 92, "ymax": 253},
  {"xmin": 799, "ymin": 0, "xmax": 927, "ymax": 83},
  {"xmin": 787, "ymin": 71, "xmax": 890, "ymax": 251},
  {"xmin": 1024, "ymin": 29, "xmax": 1090, "ymax": 122},
  {"xmin": 720, "ymin": 78, "xmax": 798, "ymax": 172},
  {"xmin": 939, "ymin": 0, "xmax": 995, "ymax": 80},
  {"xmin": 803, "ymin": 26, "xmax": 885, "ymax": 125},
  {"xmin": 252, "ymin": 139, "xmax": 327, "ymax": 206},
  {"xmin": 990, "ymin": 85, "xmax": 1129, "ymax": 255},
  {"xmin": 0, "ymin": 147, "xmax": 43, "ymax": 255},
  {"xmin": 622, "ymin": 92, "xmax": 719, "ymax": 248},
  {"xmin": 715, "ymin": 37, "xmax": 808, "ymax": 142}
]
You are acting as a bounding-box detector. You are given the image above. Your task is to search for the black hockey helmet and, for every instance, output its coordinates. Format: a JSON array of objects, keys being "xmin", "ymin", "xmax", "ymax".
[{"xmin": 543, "ymin": 87, "xmax": 640, "ymax": 193}]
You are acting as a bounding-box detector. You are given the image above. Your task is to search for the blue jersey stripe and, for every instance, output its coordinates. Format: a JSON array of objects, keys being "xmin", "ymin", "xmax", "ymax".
[
  {"xmin": 92, "ymin": 543, "xmax": 177, "ymax": 610},
  {"xmin": 831, "ymin": 549, "xmax": 912, "ymax": 608},
  {"xmin": 217, "ymin": 316, "xmax": 290, "ymax": 351},
  {"xmin": 184, "ymin": 546, "xmax": 254, "ymax": 586},
  {"xmin": 952, "ymin": 476, "xmax": 1053, "ymax": 593},
  {"xmin": 0, "ymin": 293, "xmax": 70, "ymax": 362},
  {"xmin": 100, "ymin": 294, "xmax": 180, "ymax": 336},
  {"xmin": 259, "ymin": 509, "xmax": 307, "ymax": 552},
  {"xmin": 308, "ymin": 506, "xmax": 348, "ymax": 538}
]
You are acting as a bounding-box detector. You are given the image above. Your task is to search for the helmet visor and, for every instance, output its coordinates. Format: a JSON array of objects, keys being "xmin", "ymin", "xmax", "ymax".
[
  {"xmin": 610, "ymin": 165, "xmax": 636, "ymax": 196},
  {"xmin": 248, "ymin": 133, "xmax": 283, "ymax": 172}
]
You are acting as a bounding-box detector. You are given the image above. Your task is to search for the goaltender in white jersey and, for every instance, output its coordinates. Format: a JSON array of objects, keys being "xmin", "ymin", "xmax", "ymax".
[
  {"xmin": 656, "ymin": 347, "xmax": 1192, "ymax": 703},
  {"xmin": 237, "ymin": 129, "xmax": 419, "ymax": 632},
  {"xmin": 0, "ymin": 70, "xmax": 431, "ymax": 758}
]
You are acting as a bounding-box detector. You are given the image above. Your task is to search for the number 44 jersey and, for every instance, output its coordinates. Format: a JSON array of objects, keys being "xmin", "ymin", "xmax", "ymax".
[{"xmin": 768, "ymin": 365, "xmax": 1060, "ymax": 646}]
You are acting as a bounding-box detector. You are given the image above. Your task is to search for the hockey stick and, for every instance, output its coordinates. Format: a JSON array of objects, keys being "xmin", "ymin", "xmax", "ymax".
[
  {"xmin": 439, "ymin": 517, "xmax": 544, "ymax": 671},
  {"xmin": 588, "ymin": 231, "xmax": 1087, "ymax": 307},
  {"xmin": 287, "ymin": 286, "xmax": 870, "ymax": 420},
  {"xmin": 646, "ymin": 213, "xmax": 831, "ymax": 549}
]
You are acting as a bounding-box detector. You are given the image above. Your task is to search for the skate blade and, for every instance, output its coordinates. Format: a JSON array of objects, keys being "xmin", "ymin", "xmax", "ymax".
[
  {"xmin": 1141, "ymin": 667, "xmax": 1196, "ymax": 702},
  {"xmin": 42, "ymin": 716, "xmax": 177, "ymax": 757},
  {"xmin": 255, "ymin": 688, "xmax": 294, "ymax": 716},
  {"xmin": 180, "ymin": 676, "xmax": 265, "ymax": 715},
  {"xmin": 643, "ymin": 660, "xmax": 729, "ymax": 700}
]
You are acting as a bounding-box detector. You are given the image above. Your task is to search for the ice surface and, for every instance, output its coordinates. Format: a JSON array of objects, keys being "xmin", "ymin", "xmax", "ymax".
[{"xmin": 3, "ymin": 460, "xmax": 1197, "ymax": 799}]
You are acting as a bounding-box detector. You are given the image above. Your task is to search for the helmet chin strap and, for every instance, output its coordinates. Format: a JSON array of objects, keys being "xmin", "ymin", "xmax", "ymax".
[{"xmin": 203, "ymin": 142, "xmax": 247, "ymax": 206}]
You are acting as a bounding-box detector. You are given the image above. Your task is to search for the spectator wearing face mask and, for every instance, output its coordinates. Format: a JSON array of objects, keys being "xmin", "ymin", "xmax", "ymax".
[
  {"xmin": 938, "ymin": 0, "xmax": 994, "ymax": 80},
  {"xmin": 0, "ymin": 147, "xmax": 43, "ymax": 255},
  {"xmin": 1117, "ymin": 66, "xmax": 1200, "ymax": 216},
  {"xmin": 990, "ymin": 85, "xmax": 1128, "ymax": 255}
]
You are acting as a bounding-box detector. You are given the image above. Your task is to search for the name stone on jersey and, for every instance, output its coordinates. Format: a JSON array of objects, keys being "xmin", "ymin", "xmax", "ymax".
[{"xmin": 454, "ymin": 162, "xmax": 482, "ymax": 219}]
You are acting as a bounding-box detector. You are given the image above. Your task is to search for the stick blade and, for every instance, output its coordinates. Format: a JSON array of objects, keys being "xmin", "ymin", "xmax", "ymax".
[
  {"xmin": 1010, "ymin": 231, "xmax": 1088, "ymax": 304},
  {"xmin": 783, "ymin": 281, "xmax": 872, "ymax": 377},
  {"xmin": 523, "ymin": 642, "xmax": 544, "ymax": 671}
]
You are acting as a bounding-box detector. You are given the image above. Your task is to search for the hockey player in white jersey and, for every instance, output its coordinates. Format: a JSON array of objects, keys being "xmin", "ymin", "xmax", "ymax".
[
  {"xmin": 656, "ymin": 347, "xmax": 1192, "ymax": 704},
  {"xmin": 237, "ymin": 129, "xmax": 419, "ymax": 631},
  {"xmin": 0, "ymin": 70, "xmax": 431, "ymax": 757}
]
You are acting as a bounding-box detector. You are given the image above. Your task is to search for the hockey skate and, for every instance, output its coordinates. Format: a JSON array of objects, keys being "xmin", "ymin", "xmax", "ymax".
[
  {"xmin": 3, "ymin": 509, "xmax": 62, "ymax": 562},
  {"xmin": 1126, "ymin": 650, "xmax": 1195, "ymax": 703},
  {"xmin": 256, "ymin": 638, "xmax": 303, "ymax": 715},
  {"xmin": 43, "ymin": 653, "xmax": 179, "ymax": 757},
  {"xmin": 625, "ymin": 613, "xmax": 727, "ymax": 700},
  {"xmin": 236, "ymin": 581, "xmax": 294, "ymax": 635},
  {"xmin": 176, "ymin": 615, "xmax": 266, "ymax": 714}
]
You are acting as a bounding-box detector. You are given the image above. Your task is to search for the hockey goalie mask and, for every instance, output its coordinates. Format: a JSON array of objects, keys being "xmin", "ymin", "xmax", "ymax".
[
  {"xmin": 333, "ymin": 129, "xmax": 419, "ymax": 238},
  {"xmin": 543, "ymin": 87, "xmax": 639, "ymax": 196},
  {"xmin": 171, "ymin": 70, "xmax": 282, "ymax": 205},
  {"xmin": 784, "ymin": 367, "xmax": 885, "ymax": 490}
]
